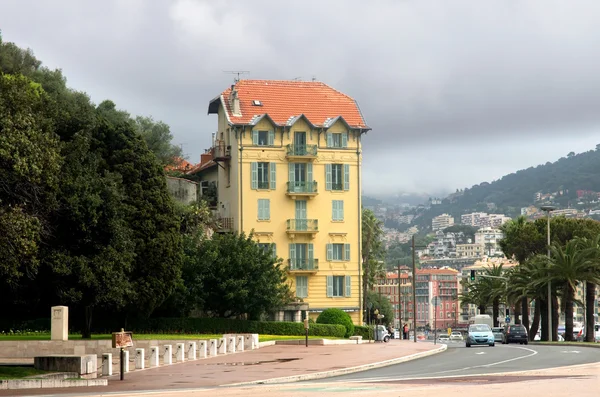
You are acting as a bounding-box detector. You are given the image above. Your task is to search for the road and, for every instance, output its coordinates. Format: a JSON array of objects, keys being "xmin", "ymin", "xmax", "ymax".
[{"xmin": 314, "ymin": 342, "xmax": 600, "ymax": 383}]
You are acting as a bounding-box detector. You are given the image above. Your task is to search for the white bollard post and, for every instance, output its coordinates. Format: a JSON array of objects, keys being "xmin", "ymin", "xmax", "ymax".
[
  {"xmin": 135, "ymin": 348, "xmax": 145, "ymax": 370},
  {"xmin": 149, "ymin": 346, "xmax": 159, "ymax": 368},
  {"xmin": 102, "ymin": 353, "xmax": 112, "ymax": 376},
  {"xmin": 244, "ymin": 335, "xmax": 253, "ymax": 350},
  {"xmin": 217, "ymin": 337, "xmax": 227, "ymax": 354},
  {"xmin": 227, "ymin": 336, "xmax": 236, "ymax": 353},
  {"xmin": 208, "ymin": 339, "xmax": 217, "ymax": 356},
  {"xmin": 236, "ymin": 335, "xmax": 244, "ymax": 352},
  {"xmin": 187, "ymin": 342, "xmax": 197, "ymax": 360},
  {"xmin": 176, "ymin": 343, "xmax": 185, "ymax": 362},
  {"xmin": 123, "ymin": 350, "xmax": 130, "ymax": 373},
  {"xmin": 198, "ymin": 341, "xmax": 207, "ymax": 358},
  {"xmin": 252, "ymin": 334, "xmax": 259, "ymax": 349},
  {"xmin": 164, "ymin": 345, "xmax": 173, "ymax": 365}
]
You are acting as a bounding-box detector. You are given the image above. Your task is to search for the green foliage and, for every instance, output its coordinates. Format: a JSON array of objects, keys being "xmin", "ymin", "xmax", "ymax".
[
  {"xmin": 365, "ymin": 291, "xmax": 394, "ymax": 326},
  {"xmin": 362, "ymin": 208, "xmax": 386, "ymax": 320},
  {"xmin": 442, "ymin": 225, "xmax": 478, "ymax": 241},
  {"xmin": 353, "ymin": 325, "xmax": 373, "ymax": 339},
  {"xmin": 135, "ymin": 116, "xmax": 183, "ymax": 166},
  {"xmin": 316, "ymin": 308, "xmax": 355, "ymax": 338}
]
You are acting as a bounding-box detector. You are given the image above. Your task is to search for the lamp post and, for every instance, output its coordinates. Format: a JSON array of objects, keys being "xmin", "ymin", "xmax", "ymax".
[{"xmin": 541, "ymin": 205, "xmax": 555, "ymax": 342}]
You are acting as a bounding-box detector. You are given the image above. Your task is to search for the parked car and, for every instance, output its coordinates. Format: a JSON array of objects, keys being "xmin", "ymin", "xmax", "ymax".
[
  {"xmin": 449, "ymin": 331, "xmax": 463, "ymax": 341},
  {"xmin": 503, "ymin": 324, "xmax": 528, "ymax": 344},
  {"xmin": 438, "ymin": 334, "xmax": 450, "ymax": 342},
  {"xmin": 491, "ymin": 327, "xmax": 504, "ymax": 343},
  {"xmin": 466, "ymin": 324, "xmax": 495, "ymax": 347}
]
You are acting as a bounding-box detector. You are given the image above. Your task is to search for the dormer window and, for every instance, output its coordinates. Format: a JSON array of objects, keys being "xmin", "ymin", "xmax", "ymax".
[
  {"xmin": 252, "ymin": 100, "xmax": 262, "ymax": 106},
  {"xmin": 252, "ymin": 130, "xmax": 275, "ymax": 146}
]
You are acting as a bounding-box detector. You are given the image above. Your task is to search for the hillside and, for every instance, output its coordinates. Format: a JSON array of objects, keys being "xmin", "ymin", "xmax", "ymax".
[{"xmin": 410, "ymin": 145, "xmax": 600, "ymax": 230}]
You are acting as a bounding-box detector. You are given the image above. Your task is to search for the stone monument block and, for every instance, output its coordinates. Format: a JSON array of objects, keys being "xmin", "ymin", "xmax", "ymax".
[{"xmin": 51, "ymin": 306, "xmax": 68, "ymax": 341}]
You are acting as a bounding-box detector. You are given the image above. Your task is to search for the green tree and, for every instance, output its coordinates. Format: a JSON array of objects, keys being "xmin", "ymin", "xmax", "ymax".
[
  {"xmin": 365, "ymin": 290, "xmax": 393, "ymax": 327},
  {"xmin": 317, "ymin": 308, "xmax": 354, "ymax": 338},
  {"xmin": 362, "ymin": 208, "xmax": 386, "ymax": 322},
  {"xmin": 135, "ymin": 116, "xmax": 183, "ymax": 166},
  {"xmin": 188, "ymin": 232, "xmax": 291, "ymax": 319}
]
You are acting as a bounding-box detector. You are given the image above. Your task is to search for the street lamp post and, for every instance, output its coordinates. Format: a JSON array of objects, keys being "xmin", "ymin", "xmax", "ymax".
[{"xmin": 541, "ymin": 205, "xmax": 555, "ymax": 342}]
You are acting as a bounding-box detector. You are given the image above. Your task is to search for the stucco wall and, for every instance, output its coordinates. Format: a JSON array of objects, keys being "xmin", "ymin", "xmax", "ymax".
[{"xmin": 166, "ymin": 177, "xmax": 198, "ymax": 205}]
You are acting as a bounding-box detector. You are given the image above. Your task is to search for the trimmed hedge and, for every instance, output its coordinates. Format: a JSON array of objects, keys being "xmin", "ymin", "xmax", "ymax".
[
  {"xmin": 316, "ymin": 308, "xmax": 354, "ymax": 338},
  {"xmin": 353, "ymin": 325, "xmax": 374, "ymax": 339}
]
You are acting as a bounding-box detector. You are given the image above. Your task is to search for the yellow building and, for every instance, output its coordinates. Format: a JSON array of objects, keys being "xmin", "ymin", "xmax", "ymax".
[{"xmin": 207, "ymin": 80, "xmax": 371, "ymax": 324}]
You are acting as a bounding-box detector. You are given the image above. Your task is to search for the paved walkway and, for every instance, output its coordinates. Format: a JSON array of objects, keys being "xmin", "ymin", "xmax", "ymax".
[{"xmin": 0, "ymin": 340, "xmax": 440, "ymax": 396}]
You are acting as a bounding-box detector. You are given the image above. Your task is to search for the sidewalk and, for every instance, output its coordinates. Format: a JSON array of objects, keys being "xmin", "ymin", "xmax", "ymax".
[{"xmin": 0, "ymin": 340, "xmax": 444, "ymax": 396}]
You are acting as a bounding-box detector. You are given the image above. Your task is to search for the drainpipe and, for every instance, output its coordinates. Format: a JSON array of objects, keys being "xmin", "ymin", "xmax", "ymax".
[
  {"xmin": 239, "ymin": 126, "xmax": 244, "ymax": 233},
  {"xmin": 357, "ymin": 131, "xmax": 362, "ymax": 324}
]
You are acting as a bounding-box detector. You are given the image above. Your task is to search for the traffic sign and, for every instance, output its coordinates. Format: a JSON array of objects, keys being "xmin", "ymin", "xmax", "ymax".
[
  {"xmin": 431, "ymin": 296, "xmax": 441, "ymax": 306},
  {"xmin": 505, "ymin": 316, "xmax": 510, "ymax": 323}
]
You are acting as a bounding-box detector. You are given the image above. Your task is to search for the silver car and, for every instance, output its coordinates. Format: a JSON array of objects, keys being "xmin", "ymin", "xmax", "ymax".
[
  {"xmin": 466, "ymin": 324, "xmax": 495, "ymax": 347},
  {"xmin": 491, "ymin": 327, "xmax": 504, "ymax": 342}
]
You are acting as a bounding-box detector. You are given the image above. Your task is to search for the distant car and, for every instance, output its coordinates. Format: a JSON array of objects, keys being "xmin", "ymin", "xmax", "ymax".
[
  {"xmin": 438, "ymin": 334, "xmax": 450, "ymax": 342},
  {"xmin": 450, "ymin": 332, "xmax": 463, "ymax": 341},
  {"xmin": 503, "ymin": 324, "xmax": 528, "ymax": 344},
  {"xmin": 491, "ymin": 327, "xmax": 504, "ymax": 342},
  {"xmin": 466, "ymin": 324, "xmax": 495, "ymax": 347}
]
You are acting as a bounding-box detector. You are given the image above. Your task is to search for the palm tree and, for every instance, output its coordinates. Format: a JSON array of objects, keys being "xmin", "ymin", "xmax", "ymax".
[
  {"xmin": 459, "ymin": 278, "xmax": 487, "ymax": 316},
  {"xmin": 361, "ymin": 208, "xmax": 385, "ymax": 323},
  {"xmin": 508, "ymin": 259, "xmax": 548, "ymax": 340},
  {"xmin": 575, "ymin": 235, "xmax": 600, "ymax": 342},
  {"xmin": 477, "ymin": 264, "xmax": 507, "ymax": 327}
]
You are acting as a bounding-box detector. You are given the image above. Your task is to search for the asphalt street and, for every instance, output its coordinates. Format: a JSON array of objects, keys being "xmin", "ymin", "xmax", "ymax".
[{"xmin": 316, "ymin": 342, "xmax": 600, "ymax": 383}]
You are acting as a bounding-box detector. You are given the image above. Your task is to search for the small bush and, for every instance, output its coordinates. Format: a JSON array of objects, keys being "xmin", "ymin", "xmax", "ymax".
[
  {"xmin": 353, "ymin": 325, "xmax": 374, "ymax": 339},
  {"xmin": 316, "ymin": 308, "xmax": 354, "ymax": 338}
]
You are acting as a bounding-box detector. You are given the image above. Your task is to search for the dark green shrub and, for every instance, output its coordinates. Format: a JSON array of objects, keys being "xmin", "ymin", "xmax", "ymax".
[
  {"xmin": 353, "ymin": 325, "xmax": 374, "ymax": 339},
  {"xmin": 316, "ymin": 308, "xmax": 354, "ymax": 338}
]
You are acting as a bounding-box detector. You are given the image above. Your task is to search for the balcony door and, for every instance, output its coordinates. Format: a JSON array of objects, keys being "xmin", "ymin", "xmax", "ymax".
[
  {"xmin": 295, "ymin": 200, "xmax": 307, "ymax": 231},
  {"xmin": 294, "ymin": 131, "xmax": 307, "ymax": 155}
]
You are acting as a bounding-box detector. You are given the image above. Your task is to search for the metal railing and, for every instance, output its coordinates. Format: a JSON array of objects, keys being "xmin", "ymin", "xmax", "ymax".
[
  {"xmin": 286, "ymin": 181, "xmax": 318, "ymax": 194},
  {"xmin": 288, "ymin": 258, "xmax": 319, "ymax": 271},
  {"xmin": 286, "ymin": 219, "xmax": 318, "ymax": 232},
  {"xmin": 285, "ymin": 144, "xmax": 318, "ymax": 157}
]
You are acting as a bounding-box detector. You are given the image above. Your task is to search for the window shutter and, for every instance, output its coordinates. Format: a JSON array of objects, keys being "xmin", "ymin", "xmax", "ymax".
[
  {"xmin": 265, "ymin": 199, "xmax": 270, "ymax": 220},
  {"xmin": 326, "ymin": 243, "xmax": 333, "ymax": 261},
  {"xmin": 268, "ymin": 130, "xmax": 275, "ymax": 146},
  {"xmin": 344, "ymin": 244, "xmax": 350, "ymax": 261},
  {"xmin": 307, "ymin": 163, "xmax": 313, "ymax": 182},
  {"xmin": 342, "ymin": 132, "xmax": 348, "ymax": 148},
  {"xmin": 343, "ymin": 164, "xmax": 350, "ymax": 191},
  {"xmin": 326, "ymin": 132, "xmax": 333, "ymax": 147},
  {"xmin": 345, "ymin": 275, "xmax": 351, "ymax": 297},
  {"xmin": 271, "ymin": 243, "xmax": 277, "ymax": 260},
  {"xmin": 339, "ymin": 200, "xmax": 344, "ymax": 221},
  {"xmin": 258, "ymin": 200, "xmax": 264, "ymax": 220},
  {"xmin": 288, "ymin": 163, "xmax": 295, "ymax": 191},
  {"xmin": 252, "ymin": 130, "xmax": 258, "ymax": 145},
  {"xmin": 270, "ymin": 163, "xmax": 276, "ymax": 189},
  {"xmin": 289, "ymin": 243, "xmax": 296, "ymax": 267},
  {"xmin": 251, "ymin": 162, "xmax": 258, "ymax": 189},
  {"xmin": 296, "ymin": 276, "xmax": 307, "ymax": 298},
  {"xmin": 325, "ymin": 164, "xmax": 332, "ymax": 190},
  {"xmin": 332, "ymin": 200, "xmax": 337, "ymax": 220},
  {"xmin": 308, "ymin": 243, "xmax": 314, "ymax": 262},
  {"xmin": 326, "ymin": 275, "xmax": 333, "ymax": 297}
]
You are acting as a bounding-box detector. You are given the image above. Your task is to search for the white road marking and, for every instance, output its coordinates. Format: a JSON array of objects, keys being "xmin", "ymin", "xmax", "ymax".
[
  {"xmin": 476, "ymin": 352, "xmax": 486, "ymax": 355},
  {"xmin": 561, "ymin": 350, "xmax": 581, "ymax": 354}
]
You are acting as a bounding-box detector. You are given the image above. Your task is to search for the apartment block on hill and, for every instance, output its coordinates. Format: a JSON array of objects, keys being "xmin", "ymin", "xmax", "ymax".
[
  {"xmin": 432, "ymin": 213, "xmax": 454, "ymax": 231},
  {"xmin": 206, "ymin": 79, "xmax": 370, "ymax": 324}
]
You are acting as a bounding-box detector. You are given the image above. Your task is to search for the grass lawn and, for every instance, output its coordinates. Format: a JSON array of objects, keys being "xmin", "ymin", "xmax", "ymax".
[
  {"xmin": 0, "ymin": 333, "xmax": 340, "ymax": 342},
  {"xmin": 0, "ymin": 366, "xmax": 49, "ymax": 380}
]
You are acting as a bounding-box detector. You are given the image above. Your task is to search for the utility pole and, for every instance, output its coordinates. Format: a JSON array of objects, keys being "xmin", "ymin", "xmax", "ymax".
[
  {"xmin": 412, "ymin": 235, "xmax": 417, "ymax": 343},
  {"xmin": 397, "ymin": 261, "xmax": 402, "ymax": 337}
]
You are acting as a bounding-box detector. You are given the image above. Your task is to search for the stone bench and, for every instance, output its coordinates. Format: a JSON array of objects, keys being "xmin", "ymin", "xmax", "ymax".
[
  {"xmin": 349, "ymin": 336, "xmax": 363, "ymax": 344},
  {"xmin": 34, "ymin": 355, "xmax": 97, "ymax": 378}
]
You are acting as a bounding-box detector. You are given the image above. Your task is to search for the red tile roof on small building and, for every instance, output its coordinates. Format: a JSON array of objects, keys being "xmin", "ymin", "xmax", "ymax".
[
  {"xmin": 165, "ymin": 157, "xmax": 194, "ymax": 172},
  {"xmin": 187, "ymin": 152, "xmax": 216, "ymax": 175},
  {"xmin": 208, "ymin": 79, "xmax": 370, "ymax": 129}
]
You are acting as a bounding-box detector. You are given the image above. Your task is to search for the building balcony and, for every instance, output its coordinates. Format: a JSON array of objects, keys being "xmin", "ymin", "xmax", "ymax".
[
  {"xmin": 216, "ymin": 217, "xmax": 234, "ymax": 233},
  {"xmin": 286, "ymin": 181, "xmax": 318, "ymax": 199},
  {"xmin": 211, "ymin": 140, "xmax": 231, "ymax": 162},
  {"xmin": 286, "ymin": 219, "xmax": 318, "ymax": 238},
  {"xmin": 288, "ymin": 259, "xmax": 319, "ymax": 273},
  {"xmin": 285, "ymin": 144, "xmax": 318, "ymax": 160}
]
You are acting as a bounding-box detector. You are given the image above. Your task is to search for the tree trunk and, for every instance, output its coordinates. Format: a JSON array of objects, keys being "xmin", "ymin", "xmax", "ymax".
[
  {"xmin": 564, "ymin": 284, "xmax": 574, "ymax": 342},
  {"xmin": 540, "ymin": 298, "xmax": 548, "ymax": 341},
  {"xmin": 492, "ymin": 300, "xmax": 499, "ymax": 327},
  {"xmin": 478, "ymin": 304, "xmax": 486, "ymax": 315},
  {"xmin": 529, "ymin": 299, "xmax": 540, "ymax": 341},
  {"xmin": 585, "ymin": 282, "xmax": 596, "ymax": 342},
  {"xmin": 552, "ymin": 295, "xmax": 559, "ymax": 342},
  {"xmin": 82, "ymin": 306, "xmax": 93, "ymax": 339},
  {"xmin": 514, "ymin": 299, "xmax": 522, "ymax": 325},
  {"xmin": 362, "ymin": 259, "xmax": 369, "ymax": 323},
  {"xmin": 521, "ymin": 297, "xmax": 529, "ymax": 330}
]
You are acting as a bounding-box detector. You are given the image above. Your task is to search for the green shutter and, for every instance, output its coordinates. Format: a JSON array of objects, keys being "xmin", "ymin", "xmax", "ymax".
[
  {"xmin": 326, "ymin": 132, "xmax": 333, "ymax": 147},
  {"xmin": 268, "ymin": 130, "xmax": 275, "ymax": 146},
  {"xmin": 326, "ymin": 275, "xmax": 333, "ymax": 297},
  {"xmin": 288, "ymin": 163, "xmax": 295, "ymax": 191},
  {"xmin": 289, "ymin": 244, "xmax": 296, "ymax": 267},
  {"xmin": 332, "ymin": 200, "xmax": 337, "ymax": 220},
  {"xmin": 343, "ymin": 164, "xmax": 350, "ymax": 191},
  {"xmin": 308, "ymin": 243, "xmax": 314, "ymax": 262},
  {"xmin": 339, "ymin": 200, "xmax": 344, "ymax": 221},
  {"xmin": 258, "ymin": 199, "xmax": 264, "ymax": 220},
  {"xmin": 251, "ymin": 162, "xmax": 258, "ymax": 189},
  {"xmin": 252, "ymin": 130, "xmax": 258, "ymax": 145},
  {"xmin": 325, "ymin": 164, "xmax": 332, "ymax": 190},
  {"xmin": 344, "ymin": 244, "xmax": 350, "ymax": 261},
  {"xmin": 265, "ymin": 199, "xmax": 270, "ymax": 220},
  {"xmin": 307, "ymin": 163, "xmax": 313, "ymax": 183},
  {"xmin": 345, "ymin": 275, "xmax": 351, "ymax": 297},
  {"xmin": 326, "ymin": 243, "xmax": 333, "ymax": 261},
  {"xmin": 270, "ymin": 163, "xmax": 276, "ymax": 189},
  {"xmin": 342, "ymin": 132, "xmax": 348, "ymax": 148},
  {"xmin": 271, "ymin": 243, "xmax": 277, "ymax": 260}
]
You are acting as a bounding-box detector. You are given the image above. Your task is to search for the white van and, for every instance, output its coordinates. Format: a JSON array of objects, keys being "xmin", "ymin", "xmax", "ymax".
[{"xmin": 469, "ymin": 314, "xmax": 493, "ymax": 328}]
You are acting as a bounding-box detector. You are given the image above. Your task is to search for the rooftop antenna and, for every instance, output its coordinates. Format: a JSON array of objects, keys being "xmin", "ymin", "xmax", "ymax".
[
  {"xmin": 292, "ymin": 76, "xmax": 302, "ymax": 81},
  {"xmin": 311, "ymin": 75, "xmax": 317, "ymax": 82},
  {"xmin": 223, "ymin": 70, "xmax": 250, "ymax": 83}
]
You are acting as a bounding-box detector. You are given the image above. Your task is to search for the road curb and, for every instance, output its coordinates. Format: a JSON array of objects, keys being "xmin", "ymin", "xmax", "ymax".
[
  {"xmin": 529, "ymin": 342, "xmax": 600, "ymax": 348},
  {"xmin": 222, "ymin": 344, "xmax": 448, "ymax": 387}
]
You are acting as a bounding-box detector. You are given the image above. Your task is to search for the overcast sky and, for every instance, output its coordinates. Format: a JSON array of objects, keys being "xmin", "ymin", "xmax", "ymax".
[{"xmin": 2, "ymin": 0, "xmax": 600, "ymax": 197}]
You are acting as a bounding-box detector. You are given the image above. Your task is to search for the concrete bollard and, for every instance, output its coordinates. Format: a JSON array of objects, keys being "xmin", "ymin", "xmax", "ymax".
[
  {"xmin": 244, "ymin": 334, "xmax": 259, "ymax": 350},
  {"xmin": 187, "ymin": 342, "xmax": 197, "ymax": 360},
  {"xmin": 102, "ymin": 353, "xmax": 112, "ymax": 376},
  {"xmin": 236, "ymin": 335, "xmax": 244, "ymax": 352},
  {"xmin": 135, "ymin": 348, "xmax": 145, "ymax": 370},
  {"xmin": 217, "ymin": 337, "xmax": 227, "ymax": 355},
  {"xmin": 198, "ymin": 340, "xmax": 207, "ymax": 358},
  {"xmin": 176, "ymin": 343, "xmax": 185, "ymax": 362},
  {"xmin": 164, "ymin": 345, "xmax": 173, "ymax": 365},
  {"xmin": 149, "ymin": 346, "xmax": 159, "ymax": 368},
  {"xmin": 227, "ymin": 336, "xmax": 236, "ymax": 353},
  {"xmin": 252, "ymin": 334, "xmax": 259, "ymax": 349},
  {"xmin": 123, "ymin": 350, "xmax": 130, "ymax": 373},
  {"xmin": 208, "ymin": 339, "xmax": 217, "ymax": 356}
]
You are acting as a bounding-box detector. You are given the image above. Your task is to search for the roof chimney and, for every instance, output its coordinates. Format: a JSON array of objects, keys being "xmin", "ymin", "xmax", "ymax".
[{"xmin": 229, "ymin": 84, "xmax": 241, "ymax": 117}]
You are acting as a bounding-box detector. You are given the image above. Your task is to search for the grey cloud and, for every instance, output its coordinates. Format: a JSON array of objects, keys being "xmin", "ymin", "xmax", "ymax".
[{"xmin": 2, "ymin": 0, "xmax": 600, "ymax": 194}]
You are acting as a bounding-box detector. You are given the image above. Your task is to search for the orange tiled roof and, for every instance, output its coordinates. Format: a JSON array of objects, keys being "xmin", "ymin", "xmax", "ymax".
[
  {"xmin": 187, "ymin": 152, "xmax": 217, "ymax": 175},
  {"xmin": 165, "ymin": 157, "xmax": 194, "ymax": 172},
  {"xmin": 416, "ymin": 268, "xmax": 459, "ymax": 275},
  {"xmin": 209, "ymin": 80, "xmax": 370, "ymax": 129}
]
